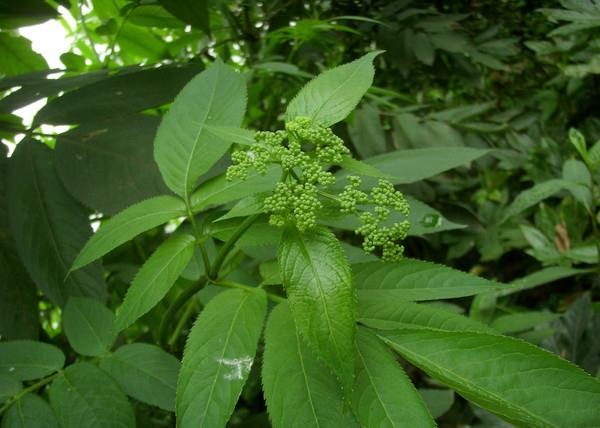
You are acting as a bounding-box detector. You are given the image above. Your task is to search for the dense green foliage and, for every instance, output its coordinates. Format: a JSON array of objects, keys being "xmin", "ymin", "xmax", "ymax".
[{"xmin": 1, "ymin": 1, "xmax": 600, "ymax": 427}]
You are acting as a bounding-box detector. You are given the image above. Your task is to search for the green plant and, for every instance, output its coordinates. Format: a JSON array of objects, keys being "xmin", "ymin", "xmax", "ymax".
[{"xmin": 2, "ymin": 51, "xmax": 600, "ymax": 428}]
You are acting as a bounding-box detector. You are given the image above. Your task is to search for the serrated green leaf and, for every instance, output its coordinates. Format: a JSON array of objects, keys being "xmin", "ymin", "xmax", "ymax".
[
  {"xmin": 380, "ymin": 329, "xmax": 600, "ymax": 428},
  {"xmin": 63, "ymin": 297, "xmax": 115, "ymax": 356},
  {"xmin": 115, "ymin": 233, "xmax": 195, "ymax": 332},
  {"xmin": 358, "ymin": 295, "xmax": 493, "ymax": 333},
  {"xmin": 354, "ymin": 259, "xmax": 504, "ymax": 301},
  {"xmin": 2, "ymin": 394, "xmax": 59, "ymax": 428},
  {"xmin": 341, "ymin": 147, "xmax": 489, "ymax": 184},
  {"xmin": 100, "ymin": 343, "xmax": 180, "ymax": 411},
  {"xmin": 0, "ymin": 341, "xmax": 64, "ymax": 381},
  {"xmin": 215, "ymin": 194, "xmax": 267, "ymax": 222},
  {"xmin": 49, "ymin": 363, "xmax": 135, "ymax": 428},
  {"xmin": 8, "ymin": 141, "xmax": 106, "ymax": 306},
  {"xmin": 154, "ymin": 60, "xmax": 247, "ymax": 199},
  {"xmin": 71, "ymin": 195, "xmax": 186, "ymax": 272},
  {"xmin": 352, "ymin": 327, "xmax": 436, "ymax": 428},
  {"xmin": 55, "ymin": 115, "xmax": 169, "ymax": 215},
  {"xmin": 285, "ymin": 52, "xmax": 381, "ymax": 127},
  {"xmin": 177, "ymin": 288, "xmax": 267, "ymax": 428},
  {"xmin": 191, "ymin": 166, "xmax": 280, "ymax": 212},
  {"xmin": 262, "ymin": 303, "xmax": 359, "ymax": 428},
  {"xmin": 278, "ymin": 226, "xmax": 356, "ymax": 396}
]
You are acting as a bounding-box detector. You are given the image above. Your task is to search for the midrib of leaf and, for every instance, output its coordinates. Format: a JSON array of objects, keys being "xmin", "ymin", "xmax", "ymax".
[
  {"xmin": 182, "ymin": 71, "xmax": 219, "ymax": 203},
  {"xmin": 383, "ymin": 336, "xmax": 559, "ymax": 428},
  {"xmin": 295, "ymin": 236, "xmax": 341, "ymax": 364},
  {"xmin": 195, "ymin": 292, "xmax": 249, "ymax": 425},
  {"xmin": 309, "ymin": 63, "xmax": 363, "ymax": 123},
  {"xmin": 294, "ymin": 326, "xmax": 321, "ymax": 428},
  {"xmin": 355, "ymin": 344, "xmax": 397, "ymax": 427}
]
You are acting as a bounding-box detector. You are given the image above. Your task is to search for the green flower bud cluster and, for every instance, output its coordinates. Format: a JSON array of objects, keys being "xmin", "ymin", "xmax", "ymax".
[
  {"xmin": 225, "ymin": 117, "xmax": 411, "ymax": 261},
  {"xmin": 226, "ymin": 117, "xmax": 348, "ymax": 231},
  {"xmin": 341, "ymin": 177, "xmax": 410, "ymax": 262}
]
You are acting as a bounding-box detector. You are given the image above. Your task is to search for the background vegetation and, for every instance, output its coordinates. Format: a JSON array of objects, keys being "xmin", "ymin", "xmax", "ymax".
[{"xmin": 1, "ymin": 0, "xmax": 599, "ymax": 427}]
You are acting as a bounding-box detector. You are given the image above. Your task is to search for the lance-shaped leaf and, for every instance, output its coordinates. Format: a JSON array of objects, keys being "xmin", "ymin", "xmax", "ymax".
[
  {"xmin": 352, "ymin": 327, "xmax": 435, "ymax": 428},
  {"xmin": 0, "ymin": 340, "xmax": 64, "ymax": 381},
  {"xmin": 8, "ymin": 141, "xmax": 105, "ymax": 306},
  {"xmin": 278, "ymin": 226, "xmax": 356, "ymax": 396},
  {"xmin": 49, "ymin": 363, "xmax": 135, "ymax": 428},
  {"xmin": 380, "ymin": 329, "xmax": 600, "ymax": 428},
  {"xmin": 115, "ymin": 233, "xmax": 195, "ymax": 332},
  {"xmin": 358, "ymin": 295, "xmax": 493, "ymax": 333},
  {"xmin": 353, "ymin": 259, "xmax": 505, "ymax": 301},
  {"xmin": 263, "ymin": 303, "xmax": 360, "ymax": 428},
  {"xmin": 71, "ymin": 195, "xmax": 186, "ymax": 272},
  {"xmin": 191, "ymin": 165, "xmax": 280, "ymax": 212},
  {"xmin": 285, "ymin": 51, "xmax": 381, "ymax": 127},
  {"xmin": 177, "ymin": 288, "xmax": 267, "ymax": 428},
  {"xmin": 63, "ymin": 297, "xmax": 115, "ymax": 356},
  {"xmin": 154, "ymin": 59, "xmax": 246, "ymax": 199},
  {"xmin": 100, "ymin": 343, "xmax": 180, "ymax": 411},
  {"xmin": 2, "ymin": 394, "xmax": 59, "ymax": 428}
]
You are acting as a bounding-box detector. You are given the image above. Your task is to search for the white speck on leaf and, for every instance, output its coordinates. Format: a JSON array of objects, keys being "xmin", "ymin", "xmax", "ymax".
[
  {"xmin": 216, "ymin": 356, "xmax": 253, "ymax": 380},
  {"xmin": 8, "ymin": 367, "xmax": 15, "ymax": 372}
]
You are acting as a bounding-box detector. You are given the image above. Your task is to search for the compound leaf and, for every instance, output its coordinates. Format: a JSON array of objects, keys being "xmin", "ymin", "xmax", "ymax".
[
  {"xmin": 285, "ymin": 52, "xmax": 381, "ymax": 127},
  {"xmin": 278, "ymin": 226, "xmax": 355, "ymax": 397},
  {"xmin": 177, "ymin": 288, "xmax": 267, "ymax": 428},
  {"xmin": 380, "ymin": 329, "xmax": 600, "ymax": 428},
  {"xmin": 115, "ymin": 233, "xmax": 195, "ymax": 332},
  {"xmin": 71, "ymin": 195, "xmax": 186, "ymax": 272},
  {"xmin": 154, "ymin": 60, "xmax": 246, "ymax": 199},
  {"xmin": 100, "ymin": 343, "xmax": 180, "ymax": 411}
]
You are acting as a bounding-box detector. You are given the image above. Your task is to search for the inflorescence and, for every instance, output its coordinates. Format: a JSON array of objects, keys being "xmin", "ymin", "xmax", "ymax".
[{"xmin": 226, "ymin": 116, "xmax": 410, "ymax": 261}]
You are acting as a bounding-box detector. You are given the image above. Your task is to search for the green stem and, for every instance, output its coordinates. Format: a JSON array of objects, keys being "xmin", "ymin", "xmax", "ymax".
[
  {"xmin": 77, "ymin": 0, "xmax": 101, "ymax": 64},
  {"xmin": 185, "ymin": 199, "xmax": 211, "ymax": 274},
  {"xmin": 208, "ymin": 213, "xmax": 260, "ymax": 279},
  {"xmin": 0, "ymin": 371, "xmax": 61, "ymax": 415},
  {"xmin": 103, "ymin": 5, "xmax": 134, "ymax": 68},
  {"xmin": 159, "ymin": 277, "xmax": 207, "ymax": 349},
  {"xmin": 167, "ymin": 298, "xmax": 201, "ymax": 348},
  {"xmin": 213, "ymin": 279, "xmax": 285, "ymax": 303}
]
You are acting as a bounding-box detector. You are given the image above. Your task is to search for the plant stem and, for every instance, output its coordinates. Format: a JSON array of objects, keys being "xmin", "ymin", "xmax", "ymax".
[
  {"xmin": 213, "ymin": 279, "xmax": 285, "ymax": 303},
  {"xmin": 167, "ymin": 298, "xmax": 201, "ymax": 348},
  {"xmin": 184, "ymin": 199, "xmax": 211, "ymax": 274},
  {"xmin": 77, "ymin": 0, "xmax": 101, "ymax": 64},
  {"xmin": 0, "ymin": 371, "xmax": 61, "ymax": 415},
  {"xmin": 103, "ymin": 6, "xmax": 134, "ymax": 68},
  {"xmin": 208, "ymin": 213, "xmax": 260, "ymax": 279},
  {"xmin": 159, "ymin": 277, "xmax": 207, "ymax": 349}
]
